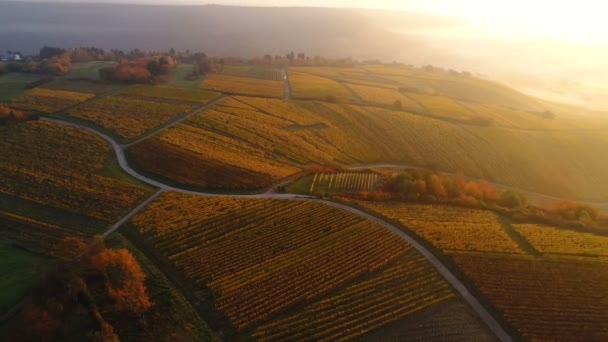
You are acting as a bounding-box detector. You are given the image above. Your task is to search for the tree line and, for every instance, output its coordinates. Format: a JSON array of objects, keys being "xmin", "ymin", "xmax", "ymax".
[{"xmin": 352, "ymin": 168, "xmax": 606, "ymax": 232}]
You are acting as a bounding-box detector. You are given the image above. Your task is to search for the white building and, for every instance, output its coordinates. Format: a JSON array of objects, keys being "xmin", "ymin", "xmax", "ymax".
[{"xmin": 1, "ymin": 52, "xmax": 23, "ymax": 62}]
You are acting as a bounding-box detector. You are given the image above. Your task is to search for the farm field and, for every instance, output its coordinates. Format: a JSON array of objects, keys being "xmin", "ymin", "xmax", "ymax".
[
  {"xmin": 120, "ymin": 84, "xmax": 221, "ymax": 104},
  {"xmin": 126, "ymin": 93, "xmax": 608, "ymax": 199},
  {"xmin": 354, "ymin": 200, "xmax": 608, "ymax": 340},
  {"xmin": 128, "ymin": 98, "xmax": 305, "ymax": 190},
  {"xmin": 290, "ymin": 66, "xmax": 398, "ymax": 89},
  {"xmin": 408, "ymin": 93, "xmax": 480, "ymax": 121},
  {"xmin": 362, "ymin": 65, "xmax": 545, "ymax": 111},
  {"xmin": 0, "ymin": 243, "xmax": 49, "ymax": 314},
  {"xmin": 289, "ymin": 172, "xmax": 379, "ymax": 195},
  {"xmin": 345, "ymin": 83, "xmax": 423, "ymax": 111},
  {"xmin": 289, "ymin": 71, "xmax": 358, "ymax": 102},
  {"xmin": 452, "ymin": 253, "xmax": 608, "ymax": 341},
  {"xmin": 356, "ymin": 203, "xmax": 524, "ymax": 254},
  {"xmin": 168, "ymin": 63, "xmax": 200, "ymax": 88},
  {"xmin": 66, "ymin": 94, "xmax": 195, "ymax": 141},
  {"xmin": 360, "ymin": 299, "xmax": 495, "ymax": 341},
  {"xmin": 127, "ymin": 192, "xmax": 461, "ymax": 339},
  {"xmin": 513, "ymin": 224, "xmax": 608, "ymax": 257},
  {"xmin": 0, "ymin": 120, "xmax": 152, "ymax": 238},
  {"xmin": 10, "ymin": 88, "xmax": 95, "ymax": 113},
  {"xmin": 0, "ymin": 73, "xmax": 50, "ymax": 102},
  {"xmin": 460, "ymin": 102, "xmax": 597, "ymax": 130},
  {"xmin": 67, "ymin": 61, "xmax": 116, "ymax": 80},
  {"xmin": 220, "ymin": 65, "xmax": 284, "ymax": 81},
  {"xmin": 201, "ymin": 74, "xmax": 284, "ymax": 98},
  {"xmin": 40, "ymin": 78, "xmax": 125, "ymax": 95}
]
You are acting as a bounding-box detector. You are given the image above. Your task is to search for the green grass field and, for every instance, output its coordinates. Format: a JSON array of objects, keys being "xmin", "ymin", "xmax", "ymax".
[
  {"xmin": 168, "ymin": 63, "xmax": 201, "ymax": 89},
  {"xmin": 0, "ymin": 73, "xmax": 47, "ymax": 102},
  {"xmin": 0, "ymin": 243, "xmax": 49, "ymax": 313},
  {"xmin": 68, "ymin": 61, "xmax": 116, "ymax": 80}
]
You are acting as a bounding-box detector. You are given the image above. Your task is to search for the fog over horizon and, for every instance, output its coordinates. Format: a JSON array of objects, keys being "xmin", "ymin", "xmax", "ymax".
[{"xmin": 4, "ymin": 0, "xmax": 608, "ymax": 110}]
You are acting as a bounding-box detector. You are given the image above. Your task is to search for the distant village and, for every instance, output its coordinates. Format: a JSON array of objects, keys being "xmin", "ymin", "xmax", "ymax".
[{"xmin": 1, "ymin": 51, "xmax": 23, "ymax": 62}]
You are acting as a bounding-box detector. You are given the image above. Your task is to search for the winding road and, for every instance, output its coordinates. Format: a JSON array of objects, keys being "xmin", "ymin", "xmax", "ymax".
[{"xmin": 40, "ymin": 116, "xmax": 513, "ymax": 342}]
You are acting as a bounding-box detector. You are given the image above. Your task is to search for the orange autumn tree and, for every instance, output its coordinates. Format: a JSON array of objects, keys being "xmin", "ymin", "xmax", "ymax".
[{"xmin": 91, "ymin": 248, "xmax": 153, "ymax": 314}]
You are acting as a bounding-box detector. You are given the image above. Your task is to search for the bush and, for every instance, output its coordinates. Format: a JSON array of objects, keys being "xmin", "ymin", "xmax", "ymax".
[{"xmin": 499, "ymin": 190, "xmax": 527, "ymax": 208}]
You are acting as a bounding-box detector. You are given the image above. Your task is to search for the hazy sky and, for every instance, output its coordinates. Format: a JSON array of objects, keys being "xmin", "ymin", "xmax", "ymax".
[{"xmin": 25, "ymin": 0, "xmax": 608, "ymax": 44}]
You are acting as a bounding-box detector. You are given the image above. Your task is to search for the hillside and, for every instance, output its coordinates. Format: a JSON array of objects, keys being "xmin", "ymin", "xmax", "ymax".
[{"xmin": 1, "ymin": 57, "xmax": 607, "ymax": 341}]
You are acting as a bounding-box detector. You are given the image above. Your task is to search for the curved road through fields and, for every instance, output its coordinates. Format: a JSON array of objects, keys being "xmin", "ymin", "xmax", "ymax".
[{"xmin": 41, "ymin": 117, "xmax": 513, "ymax": 342}]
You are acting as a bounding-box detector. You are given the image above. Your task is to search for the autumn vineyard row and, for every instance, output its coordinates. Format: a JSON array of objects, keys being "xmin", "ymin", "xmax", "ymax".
[{"xmin": 128, "ymin": 192, "xmax": 454, "ymax": 337}]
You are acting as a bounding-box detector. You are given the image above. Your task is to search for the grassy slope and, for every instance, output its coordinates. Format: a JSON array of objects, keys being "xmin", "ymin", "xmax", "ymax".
[
  {"xmin": 0, "ymin": 73, "xmax": 46, "ymax": 102},
  {"xmin": 0, "ymin": 243, "xmax": 49, "ymax": 313},
  {"xmin": 67, "ymin": 61, "xmax": 116, "ymax": 80}
]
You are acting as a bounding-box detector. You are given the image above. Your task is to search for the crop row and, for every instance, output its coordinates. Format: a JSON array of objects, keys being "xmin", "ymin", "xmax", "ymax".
[
  {"xmin": 221, "ymin": 65, "xmax": 285, "ymax": 81},
  {"xmin": 253, "ymin": 254, "xmax": 454, "ymax": 341},
  {"xmin": 451, "ymin": 252, "xmax": 608, "ymax": 341},
  {"xmin": 129, "ymin": 117, "xmax": 300, "ymax": 189},
  {"xmin": 310, "ymin": 172, "xmax": 377, "ymax": 193},
  {"xmin": 0, "ymin": 211, "xmax": 87, "ymax": 254},
  {"xmin": 357, "ymin": 202, "xmax": 524, "ymax": 254},
  {"xmin": 10, "ymin": 88, "xmax": 95, "ymax": 113},
  {"xmin": 513, "ymin": 224, "xmax": 608, "ymax": 257},
  {"xmin": 120, "ymin": 84, "xmax": 221, "ymax": 104},
  {"xmin": 0, "ymin": 121, "xmax": 150, "ymax": 223},
  {"xmin": 201, "ymin": 74, "xmax": 284, "ymax": 98},
  {"xmin": 67, "ymin": 94, "xmax": 195, "ymax": 140},
  {"xmin": 129, "ymin": 192, "xmax": 418, "ymax": 331}
]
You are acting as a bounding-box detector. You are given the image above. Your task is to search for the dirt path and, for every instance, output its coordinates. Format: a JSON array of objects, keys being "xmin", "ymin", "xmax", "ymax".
[{"xmin": 40, "ymin": 117, "xmax": 512, "ymax": 342}]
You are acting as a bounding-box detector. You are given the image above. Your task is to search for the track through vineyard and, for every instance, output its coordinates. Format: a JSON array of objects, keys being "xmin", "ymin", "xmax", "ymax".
[{"xmin": 39, "ymin": 116, "xmax": 513, "ymax": 342}]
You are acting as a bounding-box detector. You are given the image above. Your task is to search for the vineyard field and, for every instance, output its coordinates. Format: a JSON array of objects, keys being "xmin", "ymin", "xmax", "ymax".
[
  {"xmin": 41, "ymin": 78, "xmax": 125, "ymax": 95},
  {"xmin": 252, "ymin": 253, "xmax": 454, "ymax": 341},
  {"xmin": 360, "ymin": 299, "xmax": 495, "ymax": 342},
  {"xmin": 66, "ymin": 94, "xmax": 195, "ymax": 141},
  {"xmin": 128, "ymin": 192, "xmax": 456, "ymax": 338},
  {"xmin": 452, "ymin": 253, "xmax": 608, "ymax": 341},
  {"xmin": 221, "ymin": 65, "xmax": 285, "ymax": 81},
  {"xmin": 289, "ymin": 72, "xmax": 358, "ymax": 102},
  {"xmin": 290, "ymin": 67, "xmax": 398, "ymax": 90},
  {"xmin": 289, "ymin": 172, "xmax": 379, "ymax": 195},
  {"xmin": 129, "ymin": 136, "xmax": 296, "ymax": 190},
  {"xmin": 0, "ymin": 120, "xmax": 152, "ymax": 230},
  {"xmin": 408, "ymin": 93, "xmax": 479, "ymax": 121},
  {"xmin": 201, "ymin": 74, "xmax": 284, "ymax": 98},
  {"xmin": 345, "ymin": 83, "xmax": 422, "ymax": 111},
  {"xmin": 121, "ymin": 85, "xmax": 221, "ymax": 104},
  {"xmin": 362, "ymin": 65, "xmax": 544, "ymax": 111},
  {"xmin": 10, "ymin": 88, "xmax": 95, "ymax": 113},
  {"xmin": 125, "ymin": 93, "xmax": 608, "ymax": 199},
  {"xmin": 357, "ymin": 203, "xmax": 524, "ymax": 254},
  {"xmin": 513, "ymin": 224, "xmax": 608, "ymax": 257}
]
